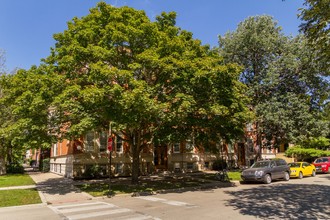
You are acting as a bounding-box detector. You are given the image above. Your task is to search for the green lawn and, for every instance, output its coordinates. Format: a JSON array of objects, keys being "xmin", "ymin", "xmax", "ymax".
[
  {"xmin": 0, "ymin": 189, "xmax": 41, "ymax": 207},
  {"xmin": 192, "ymin": 171, "xmax": 242, "ymax": 182},
  {"xmin": 0, "ymin": 174, "xmax": 36, "ymax": 187},
  {"xmin": 228, "ymin": 171, "xmax": 242, "ymax": 181}
]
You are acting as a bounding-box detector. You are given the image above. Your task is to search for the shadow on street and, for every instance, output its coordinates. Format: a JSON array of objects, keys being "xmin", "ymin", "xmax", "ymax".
[
  {"xmin": 224, "ymin": 183, "xmax": 330, "ymax": 220},
  {"xmin": 36, "ymin": 177, "xmax": 80, "ymax": 195}
]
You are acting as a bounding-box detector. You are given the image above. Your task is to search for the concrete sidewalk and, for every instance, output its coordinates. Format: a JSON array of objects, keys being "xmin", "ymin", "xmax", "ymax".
[
  {"xmin": 26, "ymin": 171, "xmax": 93, "ymax": 205},
  {"xmin": 1, "ymin": 169, "xmax": 239, "ymax": 205}
]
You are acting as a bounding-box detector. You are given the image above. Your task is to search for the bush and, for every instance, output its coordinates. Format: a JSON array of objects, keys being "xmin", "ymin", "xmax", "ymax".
[
  {"xmin": 82, "ymin": 165, "xmax": 106, "ymax": 179},
  {"xmin": 285, "ymin": 146, "xmax": 330, "ymax": 161},
  {"xmin": 212, "ymin": 160, "xmax": 228, "ymax": 170},
  {"xmin": 40, "ymin": 158, "xmax": 50, "ymax": 172},
  {"xmin": 6, "ymin": 163, "xmax": 24, "ymax": 174},
  {"xmin": 29, "ymin": 160, "xmax": 37, "ymax": 167}
]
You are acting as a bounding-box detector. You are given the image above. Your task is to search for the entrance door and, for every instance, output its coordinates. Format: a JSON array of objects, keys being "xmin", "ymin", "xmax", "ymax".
[{"xmin": 154, "ymin": 145, "xmax": 168, "ymax": 170}]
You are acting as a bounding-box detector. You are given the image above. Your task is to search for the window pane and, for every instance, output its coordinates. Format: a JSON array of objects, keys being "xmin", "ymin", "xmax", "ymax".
[
  {"xmin": 116, "ymin": 135, "xmax": 123, "ymax": 152},
  {"xmin": 100, "ymin": 132, "xmax": 107, "ymax": 152},
  {"xmin": 85, "ymin": 132, "xmax": 94, "ymax": 152},
  {"xmin": 173, "ymin": 143, "xmax": 180, "ymax": 153}
]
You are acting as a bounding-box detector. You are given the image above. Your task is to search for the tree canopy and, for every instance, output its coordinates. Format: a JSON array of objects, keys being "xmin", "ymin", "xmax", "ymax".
[
  {"xmin": 219, "ymin": 15, "xmax": 329, "ymax": 154},
  {"xmin": 299, "ymin": 0, "xmax": 330, "ymax": 74},
  {"xmin": 42, "ymin": 2, "xmax": 251, "ymax": 183}
]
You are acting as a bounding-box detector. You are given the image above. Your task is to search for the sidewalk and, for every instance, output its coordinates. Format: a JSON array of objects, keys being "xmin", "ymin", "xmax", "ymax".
[
  {"xmin": 1, "ymin": 169, "xmax": 239, "ymax": 206},
  {"xmin": 26, "ymin": 170, "xmax": 93, "ymax": 205}
]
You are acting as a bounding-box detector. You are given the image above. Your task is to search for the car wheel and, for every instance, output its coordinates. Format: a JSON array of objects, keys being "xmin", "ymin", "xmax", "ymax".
[
  {"xmin": 284, "ymin": 172, "xmax": 290, "ymax": 181},
  {"xmin": 263, "ymin": 174, "xmax": 272, "ymax": 184},
  {"xmin": 312, "ymin": 170, "xmax": 316, "ymax": 177},
  {"xmin": 298, "ymin": 172, "xmax": 303, "ymax": 179}
]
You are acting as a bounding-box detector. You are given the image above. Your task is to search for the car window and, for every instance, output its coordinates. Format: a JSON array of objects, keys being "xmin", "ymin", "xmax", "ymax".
[
  {"xmin": 251, "ymin": 161, "xmax": 269, "ymax": 168},
  {"xmin": 270, "ymin": 161, "xmax": 276, "ymax": 167},
  {"xmin": 315, "ymin": 158, "xmax": 322, "ymax": 163},
  {"xmin": 315, "ymin": 158, "xmax": 329, "ymax": 163},
  {"xmin": 275, "ymin": 159, "xmax": 286, "ymax": 166},
  {"xmin": 288, "ymin": 163, "xmax": 300, "ymax": 168}
]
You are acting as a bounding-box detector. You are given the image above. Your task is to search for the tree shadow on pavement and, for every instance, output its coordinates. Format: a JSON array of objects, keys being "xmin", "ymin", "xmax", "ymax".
[
  {"xmin": 36, "ymin": 177, "xmax": 80, "ymax": 195},
  {"xmin": 224, "ymin": 183, "xmax": 330, "ymax": 220}
]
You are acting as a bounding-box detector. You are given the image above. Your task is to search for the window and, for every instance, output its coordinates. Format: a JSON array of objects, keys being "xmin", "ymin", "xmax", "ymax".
[
  {"xmin": 85, "ymin": 131, "xmax": 95, "ymax": 152},
  {"xmin": 99, "ymin": 131, "xmax": 107, "ymax": 152},
  {"xmin": 270, "ymin": 161, "xmax": 276, "ymax": 167},
  {"xmin": 247, "ymin": 138, "xmax": 254, "ymax": 153},
  {"xmin": 116, "ymin": 135, "xmax": 123, "ymax": 153},
  {"xmin": 228, "ymin": 142, "xmax": 234, "ymax": 154},
  {"xmin": 115, "ymin": 163, "xmax": 123, "ymax": 174},
  {"xmin": 185, "ymin": 139, "xmax": 194, "ymax": 152},
  {"xmin": 173, "ymin": 143, "xmax": 180, "ymax": 153},
  {"xmin": 187, "ymin": 162, "xmax": 194, "ymax": 170}
]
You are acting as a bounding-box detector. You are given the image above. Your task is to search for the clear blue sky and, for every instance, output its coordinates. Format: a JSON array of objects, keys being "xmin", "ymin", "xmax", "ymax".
[{"xmin": 0, "ymin": 0, "xmax": 305, "ymax": 72}]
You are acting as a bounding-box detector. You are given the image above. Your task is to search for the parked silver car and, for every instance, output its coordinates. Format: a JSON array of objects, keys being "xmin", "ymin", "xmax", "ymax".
[{"xmin": 241, "ymin": 159, "xmax": 290, "ymax": 184}]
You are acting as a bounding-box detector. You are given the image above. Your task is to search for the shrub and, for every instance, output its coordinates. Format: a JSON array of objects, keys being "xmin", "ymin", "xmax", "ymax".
[
  {"xmin": 285, "ymin": 146, "xmax": 330, "ymax": 161},
  {"xmin": 82, "ymin": 165, "xmax": 106, "ymax": 179},
  {"xmin": 40, "ymin": 158, "xmax": 50, "ymax": 172},
  {"xmin": 212, "ymin": 160, "xmax": 228, "ymax": 170},
  {"xmin": 29, "ymin": 160, "xmax": 37, "ymax": 167},
  {"xmin": 6, "ymin": 163, "xmax": 24, "ymax": 174}
]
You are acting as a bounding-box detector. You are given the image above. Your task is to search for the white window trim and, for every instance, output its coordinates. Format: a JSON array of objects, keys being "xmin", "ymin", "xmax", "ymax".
[
  {"xmin": 98, "ymin": 131, "xmax": 108, "ymax": 152},
  {"xmin": 116, "ymin": 135, "xmax": 123, "ymax": 153},
  {"xmin": 85, "ymin": 131, "xmax": 95, "ymax": 152},
  {"xmin": 53, "ymin": 143, "xmax": 57, "ymax": 157},
  {"xmin": 185, "ymin": 139, "xmax": 194, "ymax": 153},
  {"xmin": 173, "ymin": 143, "xmax": 180, "ymax": 153}
]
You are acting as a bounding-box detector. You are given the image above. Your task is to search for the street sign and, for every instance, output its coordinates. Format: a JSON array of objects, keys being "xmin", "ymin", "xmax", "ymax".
[{"xmin": 107, "ymin": 137, "xmax": 113, "ymax": 151}]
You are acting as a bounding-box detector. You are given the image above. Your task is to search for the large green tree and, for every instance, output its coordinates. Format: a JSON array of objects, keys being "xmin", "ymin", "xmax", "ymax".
[
  {"xmin": 219, "ymin": 15, "xmax": 328, "ymax": 159},
  {"xmin": 0, "ymin": 66, "xmax": 63, "ymax": 168},
  {"xmin": 45, "ymin": 2, "xmax": 250, "ymax": 183},
  {"xmin": 299, "ymin": 0, "xmax": 330, "ymax": 74}
]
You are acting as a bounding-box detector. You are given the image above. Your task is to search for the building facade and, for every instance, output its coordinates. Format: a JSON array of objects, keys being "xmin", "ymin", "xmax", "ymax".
[
  {"xmin": 49, "ymin": 125, "xmax": 287, "ymax": 178},
  {"xmin": 49, "ymin": 130, "xmax": 257, "ymax": 178}
]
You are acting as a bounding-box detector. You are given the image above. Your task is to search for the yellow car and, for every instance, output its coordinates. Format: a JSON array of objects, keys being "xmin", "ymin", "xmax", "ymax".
[{"xmin": 288, "ymin": 162, "xmax": 316, "ymax": 179}]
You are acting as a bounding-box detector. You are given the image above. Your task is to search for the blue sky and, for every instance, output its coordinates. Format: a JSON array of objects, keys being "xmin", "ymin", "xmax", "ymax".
[{"xmin": 0, "ymin": 0, "xmax": 305, "ymax": 72}]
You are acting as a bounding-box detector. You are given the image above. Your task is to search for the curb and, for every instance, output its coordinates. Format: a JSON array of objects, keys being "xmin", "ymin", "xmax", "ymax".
[{"xmin": 0, "ymin": 185, "xmax": 37, "ymax": 191}]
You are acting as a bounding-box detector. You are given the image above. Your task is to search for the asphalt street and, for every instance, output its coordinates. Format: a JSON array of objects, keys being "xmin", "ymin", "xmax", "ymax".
[{"xmin": 1, "ymin": 173, "xmax": 329, "ymax": 220}]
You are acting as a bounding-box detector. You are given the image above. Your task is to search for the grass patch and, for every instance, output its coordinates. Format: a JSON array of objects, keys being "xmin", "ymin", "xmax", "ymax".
[
  {"xmin": 77, "ymin": 177, "xmax": 207, "ymax": 197},
  {"xmin": 0, "ymin": 174, "xmax": 35, "ymax": 187},
  {"xmin": 0, "ymin": 189, "xmax": 41, "ymax": 207},
  {"xmin": 227, "ymin": 171, "xmax": 242, "ymax": 181},
  {"xmin": 193, "ymin": 171, "xmax": 242, "ymax": 181}
]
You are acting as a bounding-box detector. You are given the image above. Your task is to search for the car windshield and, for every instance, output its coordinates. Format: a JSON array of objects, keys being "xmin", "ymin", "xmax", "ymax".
[
  {"xmin": 314, "ymin": 158, "xmax": 329, "ymax": 163},
  {"xmin": 288, "ymin": 163, "xmax": 301, "ymax": 168},
  {"xmin": 251, "ymin": 161, "xmax": 269, "ymax": 168}
]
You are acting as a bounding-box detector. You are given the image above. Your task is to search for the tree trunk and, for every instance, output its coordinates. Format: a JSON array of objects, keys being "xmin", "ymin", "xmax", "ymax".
[
  {"xmin": 131, "ymin": 143, "xmax": 140, "ymax": 184},
  {"xmin": 255, "ymin": 122, "xmax": 262, "ymax": 161},
  {"xmin": 0, "ymin": 153, "xmax": 5, "ymax": 175},
  {"xmin": 0, "ymin": 144, "xmax": 7, "ymax": 175}
]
